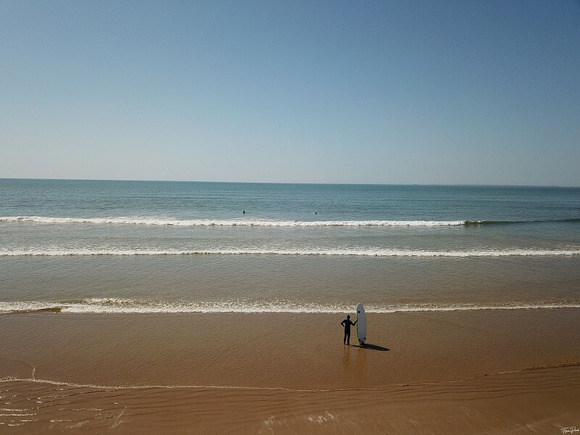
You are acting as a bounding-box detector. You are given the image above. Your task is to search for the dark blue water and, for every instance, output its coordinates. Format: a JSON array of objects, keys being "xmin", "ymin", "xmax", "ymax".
[{"xmin": 2, "ymin": 179, "xmax": 579, "ymax": 222}]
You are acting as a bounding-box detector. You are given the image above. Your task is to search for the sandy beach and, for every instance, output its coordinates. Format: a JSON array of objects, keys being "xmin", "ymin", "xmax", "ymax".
[
  {"xmin": 1, "ymin": 309, "xmax": 579, "ymax": 433},
  {"xmin": 3, "ymin": 0, "xmax": 580, "ymax": 429}
]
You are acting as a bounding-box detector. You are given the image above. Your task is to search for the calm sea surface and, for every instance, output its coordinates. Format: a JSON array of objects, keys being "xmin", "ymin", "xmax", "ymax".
[{"xmin": 1, "ymin": 179, "xmax": 579, "ymax": 313}]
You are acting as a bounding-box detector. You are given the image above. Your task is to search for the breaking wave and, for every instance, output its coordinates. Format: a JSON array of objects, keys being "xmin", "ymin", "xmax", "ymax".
[
  {"xmin": 1, "ymin": 298, "xmax": 579, "ymax": 315},
  {"xmin": 2, "ymin": 216, "xmax": 579, "ymax": 228},
  {"xmin": 1, "ymin": 248, "xmax": 579, "ymax": 257},
  {"xmin": 0, "ymin": 216, "xmax": 467, "ymax": 227}
]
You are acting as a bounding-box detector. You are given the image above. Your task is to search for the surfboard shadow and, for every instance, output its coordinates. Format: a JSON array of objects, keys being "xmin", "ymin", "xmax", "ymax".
[{"xmin": 350, "ymin": 343, "xmax": 389, "ymax": 352}]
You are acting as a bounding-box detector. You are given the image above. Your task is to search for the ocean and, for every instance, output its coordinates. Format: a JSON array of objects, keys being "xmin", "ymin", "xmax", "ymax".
[{"xmin": 1, "ymin": 179, "xmax": 579, "ymax": 314}]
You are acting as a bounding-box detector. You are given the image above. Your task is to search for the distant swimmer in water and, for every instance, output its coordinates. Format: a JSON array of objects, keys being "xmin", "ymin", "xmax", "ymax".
[{"xmin": 341, "ymin": 315, "xmax": 357, "ymax": 346}]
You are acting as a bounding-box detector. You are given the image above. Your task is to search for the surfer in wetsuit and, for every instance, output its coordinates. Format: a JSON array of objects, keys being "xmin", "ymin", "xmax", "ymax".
[{"xmin": 341, "ymin": 315, "xmax": 357, "ymax": 346}]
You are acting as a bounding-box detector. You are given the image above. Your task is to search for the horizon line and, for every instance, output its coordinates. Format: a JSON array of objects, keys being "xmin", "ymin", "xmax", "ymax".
[{"xmin": 0, "ymin": 177, "xmax": 578, "ymax": 189}]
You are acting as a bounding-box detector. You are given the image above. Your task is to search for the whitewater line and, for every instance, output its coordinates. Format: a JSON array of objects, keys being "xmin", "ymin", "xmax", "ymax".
[
  {"xmin": 0, "ymin": 216, "xmax": 466, "ymax": 227},
  {"xmin": 1, "ymin": 299, "xmax": 579, "ymax": 315},
  {"xmin": 1, "ymin": 248, "xmax": 579, "ymax": 258}
]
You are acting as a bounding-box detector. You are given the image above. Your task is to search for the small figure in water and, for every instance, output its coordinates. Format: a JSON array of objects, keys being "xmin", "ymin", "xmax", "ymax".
[{"xmin": 341, "ymin": 314, "xmax": 357, "ymax": 346}]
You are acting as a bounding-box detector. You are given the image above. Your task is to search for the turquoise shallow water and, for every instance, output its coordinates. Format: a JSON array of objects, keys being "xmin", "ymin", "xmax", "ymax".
[{"xmin": 1, "ymin": 179, "xmax": 579, "ymax": 313}]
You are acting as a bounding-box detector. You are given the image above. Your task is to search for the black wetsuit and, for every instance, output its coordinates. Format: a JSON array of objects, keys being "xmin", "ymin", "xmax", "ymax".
[{"xmin": 341, "ymin": 318, "xmax": 357, "ymax": 345}]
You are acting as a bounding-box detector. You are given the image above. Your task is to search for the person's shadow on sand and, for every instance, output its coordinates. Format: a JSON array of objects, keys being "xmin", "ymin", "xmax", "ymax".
[{"xmin": 350, "ymin": 343, "xmax": 389, "ymax": 351}]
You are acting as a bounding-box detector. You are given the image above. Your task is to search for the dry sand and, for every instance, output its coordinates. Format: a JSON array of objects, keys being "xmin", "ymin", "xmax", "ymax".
[{"xmin": 1, "ymin": 309, "xmax": 579, "ymax": 433}]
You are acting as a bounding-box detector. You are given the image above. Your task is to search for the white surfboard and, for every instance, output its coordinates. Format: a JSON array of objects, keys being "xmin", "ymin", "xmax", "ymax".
[{"xmin": 356, "ymin": 303, "xmax": 367, "ymax": 345}]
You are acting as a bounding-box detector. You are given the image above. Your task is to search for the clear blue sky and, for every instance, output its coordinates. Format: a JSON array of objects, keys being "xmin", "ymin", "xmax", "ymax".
[{"xmin": 1, "ymin": 0, "xmax": 579, "ymax": 185}]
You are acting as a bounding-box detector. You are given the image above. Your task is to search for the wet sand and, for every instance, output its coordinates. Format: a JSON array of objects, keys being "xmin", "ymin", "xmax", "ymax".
[{"xmin": 1, "ymin": 309, "xmax": 579, "ymax": 433}]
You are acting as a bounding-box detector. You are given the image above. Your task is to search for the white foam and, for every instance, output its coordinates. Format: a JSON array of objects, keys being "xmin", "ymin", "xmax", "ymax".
[
  {"xmin": 1, "ymin": 299, "xmax": 579, "ymax": 315},
  {"xmin": 1, "ymin": 248, "xmax": 579, "ymax": 258},
  {"xmin": 0, "ymin": 216, "xmax": 466, "ymax": 227}
]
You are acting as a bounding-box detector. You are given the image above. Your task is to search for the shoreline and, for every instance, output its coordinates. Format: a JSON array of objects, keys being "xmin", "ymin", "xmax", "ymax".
[
  {"xmin": 2, "ymin": 365, "xmax": 579, "ymax": 433},
  {"xmin": 1, "ymin": 310, "xmax": 579, "ymax": 432}
]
